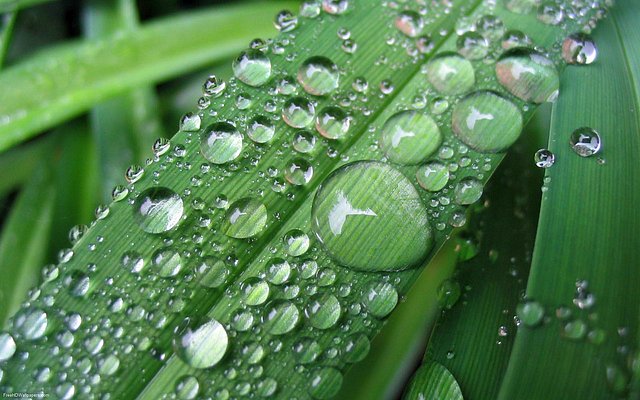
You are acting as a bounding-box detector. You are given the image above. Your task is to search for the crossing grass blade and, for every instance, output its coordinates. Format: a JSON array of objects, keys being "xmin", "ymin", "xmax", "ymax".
[
  {"xmin": 0, "ymin": 1, "xmax": 613, "ymax": 399},
  {"xmin": 0, "ymin": 1, "xmax": 296, "ymax": 152},
  {"xmin": 498, "ymin": 1, "xmax": 640, "ymax": 398}
]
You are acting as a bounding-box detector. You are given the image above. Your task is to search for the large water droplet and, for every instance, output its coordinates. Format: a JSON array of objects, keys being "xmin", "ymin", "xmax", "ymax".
[
  {"xmin": 134, "ymin": 187, "xmax": 184, "ymax": 234},
  {"xmin": 308, "ymin": 367, "xmax": 343, "ymax": 399},
  {"xmin": 362, "ymin": 281, "xmax": 398, "ymax": 318},
  {"xmin": 312, "ymin": 161, "xmax": 432, "ymax": 271},
  {"xmin": 562, "ymin": 33, "xmax": 598, "ymax": 65},
  {"xmin": 13, "ymin": 307, "xmax": 48, "ymax": 340},
  {"xmin": 570, "ymin": 127, "xmax": 601, "ymax": 157},
  {"xmin": 496, "ymin": 50, "xmax": 560, "ymax": 103},
  {"xmin": 247, "ymin": 116, "xmax": 276, "ymax": 144},
  {"xmin": 283, "ymin": 97, "xmax": 316, "ymax": 128},
  {"xmin": 451, "ymin": 91, "xmax": 523, "ymax": 152},
  {"xmin": 453, "ymin": 177, "xmax": 483, "ymax": 205},
  {"xmin": 395, "ymin": 10, "xmax": 423, "ymax": 37},
  {"xmin": 200, "ymin": 122, "xmax": 243, "ymax": 164},
  {"xmin": 316, "ymin": 106, "xmax": 350, "ymax": 139},
  {"xmin": 224, "ymin": 198, "xmax": 268, "ymax": 239},
  {"xmin": 0, "ymin": 333, "xmax": 16, "ymax": 361},
  {"xmin": 298, "ymin": 56, "xmax": 340, "ymax": 96},
  {"xmin": 416, "ymin": 162, "xmax": 449, "ymax": 192},
  {"xmin": 152, "ymin": 248, "xmax": 183, "ymax": 278},
  {"xmin": 305, "ymin": 293, "xmax": 341, "ymax": 329},
  {"xmin": 285, "ymin": 158, "xmax": 314, "ymax": 185},
  {"xmin": 263, "ymin": 301, "xmax": 300, "ymax": 335},
  {"xmin": 232, "ymin": 50, "xmax": 272, "ymax": 87},
  {"xmin": 379, "ymin": 111, "xmax": 442, "ymax": 165},
  {"xmin": 425, "ymin": 53, "xmax": 475, "ymax": 96},
  {"xmin": 457, "ymin": 32, "xmax": 489, "ymax": 60},
  {"xmin": 174, "ymin": 318, "xmax": 228, "ymax": 369}
]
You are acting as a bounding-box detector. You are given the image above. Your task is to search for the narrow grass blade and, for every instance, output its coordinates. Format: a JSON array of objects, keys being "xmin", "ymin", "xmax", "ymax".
[
  {"xmin": 0, "ymin": 135, "xmax": 50, "ymax": 198},
  {"xmin": 0, "ymin": 2, "xmax": 610, "ymax": 399},
  {"xmin": 0, "ymin": 163, "xmax": 54, "ymax": 326},
  {"xmin": 499, "ymin": 2, "xmax": 640, "ymax": 398},
  {"xmin": 0, "ymin": 1, "xmax": 297, "ymax": 152},
  {"xmin": 83, "ymin": 0, "xmax": 164, "ymax": 202},
  {"xmin": 0, "ymin": 0, "xmax": 51, "ymax": 13},
  {"xmin": 0, "ymin": 10, "xmax": 17, "ymax": 67},
  {"xmin": 337, "ymin": 241, "xmax": 458, "ymax": 400}
]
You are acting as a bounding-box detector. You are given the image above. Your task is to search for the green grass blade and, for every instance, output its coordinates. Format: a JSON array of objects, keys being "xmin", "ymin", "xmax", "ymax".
[
  {"xmin": 83, "ymin": 0, "xmax": 164, "ymax": 202},
  {"xmin": 498, "ymin": 1, "xmax": 640, "ymax": 398},
  {"xmin": 0, "ymin": 10, "xmax": 17, "ymax": 67},
  {"xmin": 0, "ymin": 1, "xmax": 296, "ymax": 152},
  {"xmin": 0, "ymin": 163, "xmax": 54, "ymax": 326},
  {"xmin": 0, "ymin": 2, "xmax": 609, "ymax": 399},
  {"xmin": 0, "ymin": 0, "xmax": 51, "ymax": 13},
  {"xmin": 336, "ymin": 242, "xmax": 458, "ymax": 400},
  {"xmin": 0, "ymin": 135, "xmax": 50, "ymax": 198}
]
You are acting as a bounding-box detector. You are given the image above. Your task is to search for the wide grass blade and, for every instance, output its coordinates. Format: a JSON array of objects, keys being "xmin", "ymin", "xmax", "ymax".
[
  {"xmin": 499, "ymin": 1, "xmax": 640, "ymax": 398},
  {"xmin": 0, "ymin": 1, "xmax": 296, "ymax": 152}
]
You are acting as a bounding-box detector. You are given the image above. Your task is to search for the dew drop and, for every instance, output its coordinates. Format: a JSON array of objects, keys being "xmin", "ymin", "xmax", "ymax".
[
  {"xmin": 152, "ymin": 248, "xmax": 183, "ymax": 278},
  {"xmin": 266, "ymin": 258, "xmax": 291, "ymax": 285},
  {"xmin": 451, "ymin": 91, "xmax": 523, "ymax": 153},
  {"xmin": 247, "ymin": 116, "xmax": 275, "ymax": 144},
  {"xmin": 322, "ymin": 0, "xmax": 349, "ymax": 15},
  {"xmin": 534, "ymin": 149, "xmax": 555, "ymax": 168},
  {"xmin": 308, "ymin": 367, "xmax": 343, "ymax": 399},
  {"xmin": 426, "ymin": 53, "xmax": 475, "ymax": 96},
  {"xmin": 242, "ymin": 277, "xmax": 271, "ymax": 306},
  {"xmin": 457, "ymin": 32, "xmax": 489, "ymax": 60},
  {"xmin": 283, "ymin": 97, "xmax": 316, "ymax": 128},
  {"xmin": 516, "ymin": 300, "xmax": 545, "ymax": 327},
  {"xmin": 453, "ymin": 177, "xmax": 483, "ymax": 205},
  {"xmin": 362, "ymin": 281, "xmax": 398, "ymax": 318},
  {"xmin": 263, "ymin": 301, "xmax": 300, "ymax": 335},
  {"xmin": 233, "ymin": 50, "xmax": 272, "ymax": 87},
  {"xmin": 312, "ymin": 161, "xmax": 432, "ymax": 271},
  {"xmin": 283, "ymin": 229, "xmax": 310, "ymax": 256},
  {"xmin": 176, "ymin": 375, "xmax": 200, "ymax": 400},
  {"xmin": 200, "ymin": 122, "xmax": 243, "ymax": 164},
  {"xmin": 416, "ymin": 162, "xmax": 449, "ymax": 192},
  {"xmin": 174, "ymin": 319, "xmax": 228, "ymax": 369},
  {"xmin": 562, "ymin": 33, "xmax": 597, "ymax": 65},
  {"xmin": 134, "ymin": 187, "xmax": 184, "ymax": 234},
  {"xmin": 570, "ymin": 127, "xmax": 601, "ymax": 157},
  {"xmin": 13, "ymin": 307, "xmax": 48, "ymax": 340},
  {"xmin": 0, "ymin": 333, "xmax": 16, "ymax": 361},
  {"xmin": 224, "ymin": 198, "xmax": 268, "ymax": 239},
  {"xmin": 196, "ymin": 257, "xmax": 228, "ymax": 288},
  {"xmin": 285, "ymin": 158, "xmax": 314, "ymax": 185},
  {"xmin": 298, "ymin": 56, "xmax": 340, "ymax": 96},
  {"xmin": 537, "ymin": 2, "xmax": 564, "ymax": 25},
  {"xmin": 315, "ymin": 106, "xmax": 350, "ymax": 139},
  {"xmin": 293, "ymin": 130, "xmax": 317, "ymax": 153},
  {"xmin": 379, "ymin": 111, "xmax": 442, "ymax": 165},
  {"xmin": 305, "ymin": 293, "xmax": 341, "ymax": 329},
  {"xmin": 395, "ymin": 10, "xmax": 423, "ymax": 37},
  {"xmin": 275, "ymin": 10, "xmax": 298, "ymax": 32},
  {"xmin": 496, "ymin": 50, "xmax": 560, "ymax": 104}
]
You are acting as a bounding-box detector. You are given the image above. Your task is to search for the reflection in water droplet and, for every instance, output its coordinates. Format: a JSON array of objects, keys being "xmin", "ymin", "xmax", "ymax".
[
  {"xmin": 305, "ymin": 293, "xmax": 341, "ymax": 329},
  {"xmin": 312, "ymin": 161, "xmax": 432, "ymax": 271},
  {"xmin": 174, "ymin": 319, "xmax": 228, "ymax": 369},
  {"xmin": 247, "ymin": 116, "xmax": 275, "ymax": 144},
  {"xmin": 453, "ymin": 177, "xmax": 483, "ymax": 205},
  {"xmin": 285, "ymin": 158, "xmax": 314, "ymax": 185},
  {"xmin": 417, "ymin": 162, "xmax": 449, "ymax": 192},
  {"xmin": 570, "ymin": 127, "xmax": 601, "ymax": 157},
  {"xmin": 562, "ymin": 33, "xmax": 598, "ymax": 65},
  {"xmin": 200, "ymin": 122, "xmax": 243, "ymax": 164},
  {"xmin": 283, "ymin": 97, "xmax": 316, "ymax": 128},
  {"xmin": 380, "ymin": 111, "xmax": 442, "ymax": 165},
  {"xmin": 426, "ymin": 53, "xmax": 475, "ymax": 96},
  {"xmin": 223, "ymin": 198, "xmax": 268, "ymax": 239},
  {"xmin": 232, "ymin": 50, "xmax": 272, "ymax": 87},
  {"xmin": 13, "ymin": 307, "xmax": 48, "ymax": 340},
  {"xmin": 362, "ymin": 281, "xmax": 398, "ymax": 318},
  {"xmin": 452, "ymin": 91, "xmax": 523, "ymax": 153},
  {"xmin": 534, "ymin": 149, "xmax": 555, "ymax": 168},
  {"xmin": 263, "ymin": 301, "xmax": 300, "ymax": 335},
  {"xmin": 395, "ymin": 10, "xmax": 423, "ymax": 37},
  {"xmin": 298, "ymin": 56, "xmax": 340, "ymax": 96},
  {"xmin": 316, "ymin": 107, "xmax": 350, "ymax": 139},
  {"xmin": 0, "ymin": 333, "xmax": 16, "ymax": 361},
  {"xmin": 496, "ymin": 50, "xmax": 560, "ymax": 104},
  {"xmin": 134, "ymin": 187, "xmax": 184, "ymax": 234}
]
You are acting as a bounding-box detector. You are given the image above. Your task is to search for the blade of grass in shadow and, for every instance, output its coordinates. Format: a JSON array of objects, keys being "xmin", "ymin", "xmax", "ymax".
[
  {"xmin": 0, "ymin": 10, "xmax": 17, "ymax": 66},
  {"xmin": 406, "ymin": 106, "xmax": 548, "ymax": 399},
  {"xmin": 83, "ymin": 0, "xmax": 164, "ymax": 202},
  {"xmin": 0, "ymin": 1, "xmax": 297, "ymax": 152},
  {"xmin": 499, "ymin": 2, "xmax": 640, "ymax": 398},
  {"xmin": 0, "ymin": 0, "xmax": 51, "ymax": 13},
  {"xmin": 0, "ymin": 163, "xmax": 54, "ymax": 327},
  {"xmin": 336, "ymin": 241, "xmax": 458, "ymax": 400},
  {"xmin": 0, "ymin": 135, "xmax": 50, "ymax": 198}
]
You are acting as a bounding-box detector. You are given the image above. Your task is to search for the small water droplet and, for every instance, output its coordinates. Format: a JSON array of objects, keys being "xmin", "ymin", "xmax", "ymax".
[
  {"xmin": 570, "ymin": 127, "xmax": 601, "ymax": 157},
  {"xmin": 562, "ymin": 33, "xmax": 597, "ymax": 65},
  {"xmin": 283, "ymin": 229, "xmax": 310, "ymax": 256},
  {"xmin": 534, "ymin": 149, "xmax": 555, "ymax": 168},
  {"xmin": 425, "ymin": 53, "xmax": 475, "ymax": 96}
]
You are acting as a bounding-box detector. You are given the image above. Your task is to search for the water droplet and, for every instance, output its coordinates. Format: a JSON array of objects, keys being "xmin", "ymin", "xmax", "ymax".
[
  {"xmin": 426, "ymin": 53, "xmax": 475, "ymax": 96},
  {"xmin": 275, "ymin": 10, "xmax": 298, "ymax": 32},
  {"xmin": 180, "ymin": 112, "xmax": 201, "ymax": 132},
  {"xmin": 316, "ymin": 106, "xmax": 350, "ymax": 139},
  {"xmin": 454, "ymin": 177, "xmax": 483, "ymax": 205},
  {"xmin": 343, "ymin": 333, "xmax": 370, "ymax": 363},
  {"xmin": 395, "ymin": 10, "xmax": 423, "ymax": 37},
  {"xmin": 203, "ymin": 75, "xmax": 226, "ymax": 97},
  {"xmin": 293, "ymin": 130, "xmax": 317, "ymax": 153},
  {"xmin": 322, "ymin": 0, "xmax": 349, "ymax": 15},
  {"xmin": 242, "ymin": 277, "xmax": 271, "ymax": 305},
  {"xmin": 283, "ymin": 97, "xmax": 316, "ymax": 128},
  {"xmin": 476, "ymin": 15, "xmax": 505, "ymax": 41},
  {"xmin": 0, "ymin": 333, "xmax": 16, "ymax": 361},
  {"xmin": 266, "ymin": 258, "xmax": 291, "ymax": 285},
  {"xmin": 305, "ymin": 293, "xmax": 341, "ymax": 329},
  {"xmin": 301, "ymin": 1, "xmax": 321, "ymax": 18},
  {"xmin": 298, "ymin": 56, "xmax": 340, "ymax": 96},
  {"xmin": 362, "ymin": 281, "xmax": 398, "ymax": 318},
  {"xmin": 534, "ymin": 149, "xmax": 555, "ymax": 168},
  {"xmin": 501, "ymin": 30, "xmax": 532, "ymax": 50},
  {"xmin": 570, "ymin": 127, "xmax": 601, "ymax": 157},
  {"xmin": 134, "ymin": 187, "xmax": 184, "ymax": 234},
  {"xmin": 233, "ymin": 50, "xmax": 272, "ymax": 87},
  {"xmin": 174, "ymin": 318, "xmax": 228, "ymax": 369},
  {"xmin": 200, "ymin": 122, "xmax": 243, "ymax": 164},
  {"xmin": 537, "ymin": 2, "xmax": 564, "ymax": 25},
  {"xmin": 64, "ymin": 270, "xmax": 91, "ymax": 297},
  {"xmin": 247, "ymin": 116, "xmax": 276, "ymax": 144},
  {"xmin": 224, "ymin": 198, "xmax": 268, "ymax": 239},
  {"xmin": 152, "ymin": 248, "xmax": 183, "ymax": 278},
  {"xmin": 437, "ymin": 279, "xmax": 461, "ymax": 309},
  {"xmin": 283, "ymin": 229, "xmax": 310, "ymax": 256},
  {"xmin": 562, "ymin": 33, "xmax": 597, "ymax": 65},
  {"xmin": 308, "ymin": 367, "xmax": 343, "ymax": 399},
  {"xmin": 312, "ymin": 161, "xmax": 432, "ymax": 271},
  {"xmin": 197, "ymin": 257, "xmax": 228, "ymax": 288},
  {"xmin": 505, "ymin": 0, "xmax": 536, "ymax": 14},
  {"xmin": 263, "ymin": 301, "xmax": 300, "ymax": 335},
  {"xmin": 380, "ymin": 111, "xmax": 442, "ymax": 165},
  {"xmin": 416, "ymin": 162, "xmax": 449, "ymax": 192},
  {"xmin": 285, "ymin": 158, "xmax": 314, "ymax": 185},
  {"xmin": 562, "ymin": 319, "xmax": 587, "ymax": 340},
  {"xmin": 176, "ymin": 375, "xmax": 200, "ymax": 400},
  {"xmin": 452, "ymin": 91, "xmax": 523, "ymax": 152},
  {"xmin": 404, "ymin": 361, "xmax": 463, "ymax": 400},
  {"xmin": 457, "ymin": 32, "xmax": 489, "ymax": 60},
  {"xmin": 13, "ymin": 307, "xmax": 48, "ymax": 340},
  {"xmin": 496, "ymin": 50, "xmax": 560, "ymax": 103},
  {"xmin": 516, "ymin": 300, "xmax": 545, "ymax": 327}
]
